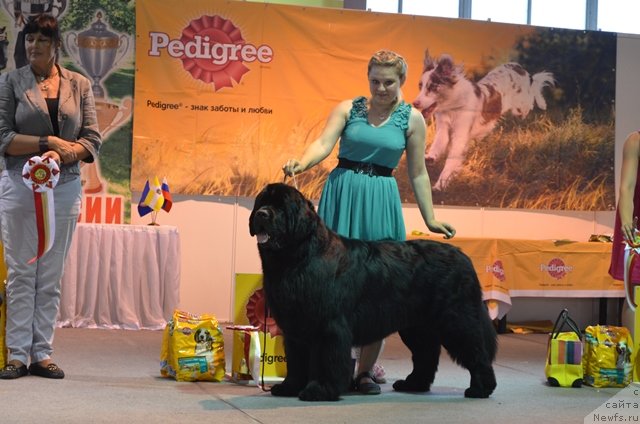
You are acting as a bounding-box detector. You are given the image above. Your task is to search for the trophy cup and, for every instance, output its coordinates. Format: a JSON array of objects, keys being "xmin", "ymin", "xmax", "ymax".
[
  {"xmin": 65, "ymin": 10, "xmax": 129, "ymax": 98},
  {"xmin": 65, "ymin": 10, "xmax": 132, "ymax": 195}
]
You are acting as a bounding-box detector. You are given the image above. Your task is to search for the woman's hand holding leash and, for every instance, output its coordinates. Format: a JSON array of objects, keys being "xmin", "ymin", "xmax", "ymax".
[
  {"xmin": 282, "ymin": 159, "xmax": 303, "ymax": 177},
  {"xmin": 282, "ymin": 159, "xmax": 300, "ymax": 189}
]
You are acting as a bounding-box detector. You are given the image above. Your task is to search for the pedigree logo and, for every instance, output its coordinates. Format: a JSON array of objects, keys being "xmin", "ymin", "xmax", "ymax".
[
  {"xmin": 485, "ymin": 260, "xmax": 506, "ymax": 282},
  {"xmin": 148, "ymin": 15, "xmax": 273, "ymax": 91},
  {"xmin": 540, "ymin": 258, "xmax": 574, "ymax": 280}
]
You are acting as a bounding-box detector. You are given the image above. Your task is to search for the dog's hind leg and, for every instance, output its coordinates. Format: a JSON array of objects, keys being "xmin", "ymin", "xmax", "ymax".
[
  {"xmin": 441, "ymin": 311, "xmax": 497, "ymax": 398},
  {"xmin": 392, "ymin": 328, "xmax": 441, "ymax": 392}
]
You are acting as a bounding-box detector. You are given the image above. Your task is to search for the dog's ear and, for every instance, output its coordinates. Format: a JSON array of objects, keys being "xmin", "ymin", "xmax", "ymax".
[
  {"xmin": 285, "ymin": 188, "xmax": 320, "ymax": 243},
  {"xmin": 423, "ymin": 50, "xmax": 436, "ymax": 72},
  {"xmin": 436, "ymin": 54, "xmax": 463, "ymax": 81}
]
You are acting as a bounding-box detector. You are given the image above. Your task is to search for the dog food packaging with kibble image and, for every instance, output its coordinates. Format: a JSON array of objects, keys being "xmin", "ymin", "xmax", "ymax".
[
  {"xmin": 582, "ymin": 325, "xmax": 635, "ymax": 388},
  {"xmin": 160, "ymin": 310, "xmax": 225, "ymax": 382}
]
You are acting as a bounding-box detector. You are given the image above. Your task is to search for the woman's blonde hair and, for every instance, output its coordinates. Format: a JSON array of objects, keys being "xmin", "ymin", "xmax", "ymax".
[{"xmin": 367, "ymin": 50, "xmax": 407, "ymax": 84}]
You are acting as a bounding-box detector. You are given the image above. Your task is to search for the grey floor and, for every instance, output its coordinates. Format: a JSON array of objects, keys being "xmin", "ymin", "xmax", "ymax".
[{"xmin": 0, "ymin": 327, "xmax": 631, "ymax": 424}]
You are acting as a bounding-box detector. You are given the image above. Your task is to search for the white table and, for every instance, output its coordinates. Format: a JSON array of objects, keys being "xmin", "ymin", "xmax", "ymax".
[{"xmin": 58, "ymin": 224, "xmax": 181, "ymax": 330}]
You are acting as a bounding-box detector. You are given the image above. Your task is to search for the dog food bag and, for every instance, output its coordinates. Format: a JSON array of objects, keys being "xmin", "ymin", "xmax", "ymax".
[
  {"xmin": 160, "ymin": 310, "xmax": 225, "ymax": 382},
  {"xmin": 583, "ymin": 325, "xmax": 635, "ymax": 388}
]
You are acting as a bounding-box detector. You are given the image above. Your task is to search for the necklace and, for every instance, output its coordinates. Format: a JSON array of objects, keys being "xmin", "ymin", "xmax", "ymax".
[
  {"xmin": 373, "ymin": 103, "xmax": 397, "ymax": 121},
  {"xmin": 33, "ymin": 67, "xmax": 58, "ymax": 91},
  {"xmin": 378, "ymin": 110, "xmax": 391, "ymax": 120},
  {"xmin": 369, "ymin": 97, "xmax": 399, "ymax": 121}
]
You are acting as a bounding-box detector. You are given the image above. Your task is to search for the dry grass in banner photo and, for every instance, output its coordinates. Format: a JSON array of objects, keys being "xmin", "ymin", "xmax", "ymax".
[
  {"xmin": 398, "ymin": 108, "xmax": 614, "ymax": 211},
  {"xmin": 133, "ymin": 116, "xmax": 332, "ymax": 200}
]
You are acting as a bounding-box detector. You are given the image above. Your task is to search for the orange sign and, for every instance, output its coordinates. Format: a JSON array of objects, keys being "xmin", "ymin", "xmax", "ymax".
[
  {"xmin": 409, "ymin": 234, "xmax": 623, "ymax": 319},
  {"xmin": 134, "ymin": 0, "xmax": 615, "ymax": 211},
  {"xmin": 134, "ymin": 0, "xmax": 534, "ymax": 198}
]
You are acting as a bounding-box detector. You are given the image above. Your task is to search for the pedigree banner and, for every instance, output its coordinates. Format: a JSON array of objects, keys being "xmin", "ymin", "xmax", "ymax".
[{"xmin": 134, "ymin": 0, "xmax": 616, "ymax": 210}]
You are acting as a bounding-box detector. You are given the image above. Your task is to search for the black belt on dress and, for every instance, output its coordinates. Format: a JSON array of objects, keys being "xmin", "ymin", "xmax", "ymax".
[{"xmin": 336, "ymin": 157, "xmax": 394, "ymax": 177}]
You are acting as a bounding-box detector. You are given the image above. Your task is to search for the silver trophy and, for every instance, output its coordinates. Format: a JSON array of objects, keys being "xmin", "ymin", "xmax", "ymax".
[
  {"xmin": 64, "ymin": 11, "xmax": 132, "ymax": 196},
  {"xmin": 65, "ymin": 10, "xmax": 129, "ymax": 98}
]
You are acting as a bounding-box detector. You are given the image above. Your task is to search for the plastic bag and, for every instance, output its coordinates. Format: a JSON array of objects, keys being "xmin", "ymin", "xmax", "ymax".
[
  {"xmin": 583, "ymin": 325, "xmax": 635, "ymax": 388},
  {"xmin": 545, "ymin": 309, "xmax": 583, "ymax": 387},
  {"xmin": 160, "ymin": 310, "xmax": 225, "ymax": 382},
  {"xmin": 227, "ymin": 325, "xmax": 262, "ymax": 386}
]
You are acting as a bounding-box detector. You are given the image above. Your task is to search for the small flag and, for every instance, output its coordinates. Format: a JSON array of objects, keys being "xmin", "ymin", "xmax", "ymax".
[
  {"xmin": 146, "ymin": 176, "xmax": 165, "ymax": 211},
  {"xmin": 161, "ymin": 177, "xmax": 172, "ymax": 212},
  {"xmin": 137, "ymin": 180, "xmax": 153, "ymax": 217},
  {"xmin": 137, "ymin": 176, "xmax": 164, "ymax": 217}
]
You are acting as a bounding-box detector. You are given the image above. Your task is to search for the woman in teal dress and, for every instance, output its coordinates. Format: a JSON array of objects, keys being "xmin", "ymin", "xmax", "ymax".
[{"xmin": 283, "ymin": 50, "xmax": 455, "ymax": 394}]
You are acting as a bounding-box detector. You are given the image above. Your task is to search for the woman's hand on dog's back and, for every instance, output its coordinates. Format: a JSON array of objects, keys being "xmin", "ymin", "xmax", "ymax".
[{"xmin": 427, "ymin": 220, "xmax": 456, "ymax": 239}]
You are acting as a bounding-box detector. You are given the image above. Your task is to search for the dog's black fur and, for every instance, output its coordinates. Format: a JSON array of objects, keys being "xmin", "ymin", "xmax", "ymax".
[{"xmin": 249, "ymin": 183, "xmax": 497, "ymax": 401}]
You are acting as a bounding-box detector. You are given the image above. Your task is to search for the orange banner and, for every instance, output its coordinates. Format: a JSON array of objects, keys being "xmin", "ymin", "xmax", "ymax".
[
  {"xmin": 134, "ymin": 0, "xmax": 615, "ymax": 210},
  {"xmin": 409, "ymin": 234, "xmax": 623, "ymax": 319}
]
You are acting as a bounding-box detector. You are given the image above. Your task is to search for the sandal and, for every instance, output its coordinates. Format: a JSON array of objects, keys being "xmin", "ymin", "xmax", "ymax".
[
  {"xmin": 353, "ymin": 371, "xmax": 381, "ymax": 395},
  {"xmin": 0, "ymin": 363, "xmax": 28, "ymax": 379},
  {"xmin": 372, "ymin": 363, "xmax": 387, "ymax": 384},
  {"xmin": 28, "ymin": 362, "xmax": 65, "ymax": 379}
]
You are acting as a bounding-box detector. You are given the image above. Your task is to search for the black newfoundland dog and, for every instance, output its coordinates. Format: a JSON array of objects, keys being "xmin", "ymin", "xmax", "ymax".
[{"xmin": 249, "ymin": 183, "xmax": 497, "ymax": 401}]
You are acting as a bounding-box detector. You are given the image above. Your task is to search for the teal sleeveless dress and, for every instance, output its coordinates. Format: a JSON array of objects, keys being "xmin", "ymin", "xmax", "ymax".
[{"xmin": 317, "ymin": 96, "xmax": 411, "ymax": 241}]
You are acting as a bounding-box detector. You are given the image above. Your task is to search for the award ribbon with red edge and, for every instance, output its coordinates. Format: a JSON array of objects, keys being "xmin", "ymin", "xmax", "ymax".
[
  {"xmin": 22, "ymin": 156, "xmax": 60, "ymax": 264},
  {"xmin": 623, "ymin": 233, "xmax": 640, "ymax": 311}
]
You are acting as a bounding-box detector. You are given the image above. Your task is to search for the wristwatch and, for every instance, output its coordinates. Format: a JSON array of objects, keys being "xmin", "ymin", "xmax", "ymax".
[{"xmin": 39, "ymin": 136, "xmax": 48, "ymax": 153}]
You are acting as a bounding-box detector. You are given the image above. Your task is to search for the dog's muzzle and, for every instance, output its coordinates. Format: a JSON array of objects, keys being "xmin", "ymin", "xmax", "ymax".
[{"xmin": 251, "ymin": 207, "xmax": 271, "ymax": 244}]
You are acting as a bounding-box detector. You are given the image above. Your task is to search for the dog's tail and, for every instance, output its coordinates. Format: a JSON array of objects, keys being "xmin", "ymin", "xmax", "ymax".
[{"xmin": 531, "ymin": 71, "xmax": 555, "ymax": 110}]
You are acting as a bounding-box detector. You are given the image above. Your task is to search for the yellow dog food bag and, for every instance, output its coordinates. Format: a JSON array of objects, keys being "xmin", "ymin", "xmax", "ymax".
[
  {"xmin": 160, "ymin": 310, "xmax": 225, "ymax": 382},
  {"xmin": 583, "ymin": 325, "xmax": 635, "ymax": 388}
]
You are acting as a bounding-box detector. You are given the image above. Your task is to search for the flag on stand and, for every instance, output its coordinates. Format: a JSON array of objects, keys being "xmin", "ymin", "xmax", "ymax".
[
  {"xmin": 137, "ymin": 180, "xmax": 153, "ymax": 217},
  {"xmin": 137, "ymin": 176, "xmax": 164, "ymax": 217},
  {"xmin": 161, "ymin": 177, "xmax": 172, "ymax": 212}
]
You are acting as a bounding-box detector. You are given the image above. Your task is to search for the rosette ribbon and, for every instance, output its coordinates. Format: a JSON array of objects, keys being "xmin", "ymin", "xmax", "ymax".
[
  {"xmin": 623, "ymin": 235, "xmax": 640, "ymax": 311},
  {"xmin": 22, "ymin": 156, "xmax": 60, "ymax": 264}
]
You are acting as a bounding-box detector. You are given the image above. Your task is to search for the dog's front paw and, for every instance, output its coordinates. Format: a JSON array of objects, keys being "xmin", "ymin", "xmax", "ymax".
[
  {"xmin": 298, "ymin": 381, "xmax": 340, "ymax": 402},
  {"xmin": 392, "ymin": 378, "xmax": 431, "ymax": 393},
  {"xmin": 270, "ymin": 382, "xmax": 300, "ymax": 397}
]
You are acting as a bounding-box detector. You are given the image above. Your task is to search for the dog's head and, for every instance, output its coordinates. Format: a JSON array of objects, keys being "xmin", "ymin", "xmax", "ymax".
[
  {"xmin": 412, "ymin": 50, "xmax": 464, "ymax": 118},
  {"xmin": 194, "ymin": 328, "xmax": 211, "ymax": 343},
  {"xmin": 249, "ymin": 183, "xmax": 320, "ymax": 251}
]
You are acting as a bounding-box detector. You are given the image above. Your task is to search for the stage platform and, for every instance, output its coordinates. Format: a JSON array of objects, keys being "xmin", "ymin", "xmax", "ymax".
[{"xmin": 0, "ymin": 326, "xmax": 628, "ymax": 424}]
